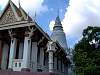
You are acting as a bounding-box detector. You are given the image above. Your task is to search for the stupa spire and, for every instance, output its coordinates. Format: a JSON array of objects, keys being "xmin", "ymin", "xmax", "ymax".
[
  {"xmin": 51, "ymin": 12, "xmax": 68, "ymax": 52},
  {"xmin": 53, "ymin": 11, "xmax": 63, "ymax": 31}
]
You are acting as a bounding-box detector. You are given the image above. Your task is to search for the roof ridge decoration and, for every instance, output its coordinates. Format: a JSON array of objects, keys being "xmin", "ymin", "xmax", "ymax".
[
  {"xmin": 18, "ymin": 5, "xmax": 33, "ymax": 21},
  {"xmin": 9, "ymin": 0, "xmax": 22, "ymax": 21},
  {"xmin": 18, "ymin": 0, "xmax": 27, "ymax": 20}
]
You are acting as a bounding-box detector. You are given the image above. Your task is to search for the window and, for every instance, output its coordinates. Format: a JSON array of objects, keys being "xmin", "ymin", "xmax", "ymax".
[
  {"xmin": 15, "ymin": 63, "xmax": 17, "ymax": 67},
  {"xmin": 19, "ymin": 63, "xmax": 21, "ymax": 67}
]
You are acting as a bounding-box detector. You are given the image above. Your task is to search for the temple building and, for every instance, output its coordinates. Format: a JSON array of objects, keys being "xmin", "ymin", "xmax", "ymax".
[{"xmin": 0, "ymin": 0, "xmax": 70, "ymax": 75}]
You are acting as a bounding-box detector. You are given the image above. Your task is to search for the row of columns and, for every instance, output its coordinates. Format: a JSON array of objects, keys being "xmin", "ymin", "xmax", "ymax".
[
  {"xmin": 47, "ymin": 41, "xmax": 68, "ymax": 74},
  {"xmin": 8, "ymin": 38, "xmax": 17, "ymax": 69},
  {"xmin": 47, "ymin": 41, "xmax": 56, "ymax": 72},
  {"xmin": 8, "ymin": 28, "xmax": 35, "ymax": 70},
  {"xmin": 7, "ymin": 27, "xmax": 45, "ymax": 71},
  {"xmin": 0, "ymin": 38, "xmax": 67, "ymax": 74},
  {"xmin": 54, "ymin": 56, "xmax": 67, "ymax": 73},
  {"xmin": 7, "ymin": 30, "xmax": 43, "ymax": 71},
  {"xmin": 0, "ymin": 29, "xmax": 68, "ymax": 73}
]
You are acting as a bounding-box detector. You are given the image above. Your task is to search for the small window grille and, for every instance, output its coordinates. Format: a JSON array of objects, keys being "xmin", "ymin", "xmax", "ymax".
[
  {"xmin": 19, "ymin": 63, "xmax": 21, "ymax": 67},
  {"xmin": 15, "ymin": 63, "xmax": 17, "ymax": 67}
]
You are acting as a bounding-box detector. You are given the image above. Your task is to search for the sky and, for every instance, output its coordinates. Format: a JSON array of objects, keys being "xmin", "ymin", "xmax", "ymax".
[{"xmin": 0, "ymin": 0, "xmax": 100, "ymax": 48}]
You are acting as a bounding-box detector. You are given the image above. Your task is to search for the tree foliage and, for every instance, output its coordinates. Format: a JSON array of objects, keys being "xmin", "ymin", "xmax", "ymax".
[{"xmin": 74, "ymin": 26, "xmax": 100, "ymax": 75}]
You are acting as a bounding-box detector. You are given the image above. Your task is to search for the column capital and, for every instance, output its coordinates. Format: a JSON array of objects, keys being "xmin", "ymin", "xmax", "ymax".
[
  {"xmin": 47, "ymin": 41, "xmax": 57, "ymax": 53},
  {"xmin": 24, "ymin": 27, "xmax": 36, "ymax": 38},
  {"xmin": 38, "ymin": 36, "xmax": 45, "ymax": 45},
  {"xmin": 8, "ymin": 37, "xmax": 17, "ymax": 69},
  {"xmin": 8, "ymin": 29, "xmax": 16, "ymax": 39}
]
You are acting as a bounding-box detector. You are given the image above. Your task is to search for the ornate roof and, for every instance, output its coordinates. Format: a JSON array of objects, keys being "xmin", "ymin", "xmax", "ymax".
[
  {"xmin": 0, "ymin": 0, "xmax": 68, "ymax": 57},
  {"xmin": 0, "ymin": 0, "xmax": 32, "ymax": 24}
]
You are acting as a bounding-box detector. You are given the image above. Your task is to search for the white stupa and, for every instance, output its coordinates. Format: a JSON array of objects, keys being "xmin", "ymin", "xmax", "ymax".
[{"xmin": 51, "ymin": 15, "xmax": 68, "ymax": 52}]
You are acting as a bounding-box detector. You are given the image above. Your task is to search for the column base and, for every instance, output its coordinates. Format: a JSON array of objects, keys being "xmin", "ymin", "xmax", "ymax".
[{"xmin": 21, "ymin": 68, "xmax": 30, "ymax": 72}]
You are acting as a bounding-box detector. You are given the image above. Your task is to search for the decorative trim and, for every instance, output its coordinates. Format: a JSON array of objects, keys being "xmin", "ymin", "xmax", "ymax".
[
  {"xmin": 24, "ymin": 26, "xmax": 36, "ymax": 38},
  {"xmin": 8, "ymin": 29, "xmax": 16, "ymax": 39}
]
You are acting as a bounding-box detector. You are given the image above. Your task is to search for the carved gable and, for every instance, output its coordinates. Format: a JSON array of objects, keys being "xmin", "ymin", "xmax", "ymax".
[{"xmin": 0, "ymin": 6, "xmax": 17, "ymax": 25}]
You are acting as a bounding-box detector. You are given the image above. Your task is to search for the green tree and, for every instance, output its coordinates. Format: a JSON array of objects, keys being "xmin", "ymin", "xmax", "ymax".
[{"xmin": 74, "ymin": 26, "xmax": 100, "ymax": 75}]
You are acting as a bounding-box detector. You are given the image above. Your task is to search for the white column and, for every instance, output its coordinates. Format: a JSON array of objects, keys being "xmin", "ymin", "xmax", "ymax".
[
  {"xmin": 31, "ymin": 42, "xmax": 38, "ymax": 71},
  {"xmin": 8, "ymin": 38, "xmax": 17, "ymax": 69},
  {"xmin": 22, "ymin": 36, "xmax": 31, "ymax": 68},
  {"xmin": 40, "ymin": 48, "xmax": 44, "ymax": 66},
  {"xmin": 48, "ymin": 51, "xmax": 54, "ymax": 72},
  {"xmin": 47, "ymin": 41, "xmax": 56, "ymax": 72}
]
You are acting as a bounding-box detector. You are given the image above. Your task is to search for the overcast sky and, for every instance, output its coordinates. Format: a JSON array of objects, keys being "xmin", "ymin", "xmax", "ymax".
[{"xmin": 0, "ymin": 0, "xmax": 100, "ymax": 48}]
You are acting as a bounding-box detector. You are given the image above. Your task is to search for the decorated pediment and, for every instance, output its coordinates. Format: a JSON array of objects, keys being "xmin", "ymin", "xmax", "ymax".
[
  {"xmin": 0, "ymin": 6, "xmax": 17, "ymax": 25},
  {"xmin": 0, "ymin": 0, "xmax": 33, "ymax": 25}
]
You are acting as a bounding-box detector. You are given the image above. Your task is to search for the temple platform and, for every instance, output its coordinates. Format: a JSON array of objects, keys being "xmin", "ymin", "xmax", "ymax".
[{"xmin": 0, "ymin": 70, "xmax": 61, "ymax": 75}]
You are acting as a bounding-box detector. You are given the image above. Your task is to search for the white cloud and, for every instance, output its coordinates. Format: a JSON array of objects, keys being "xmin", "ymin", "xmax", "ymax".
[
  {"xmin": 49, "ymin": 0, "xmax": 100, "ymax": 47},
  {"xmin": 0, "ymin": 0, "xmax": 48, "ymax": 16},
  {"xmin": 49, "ymin": 20, "xmax": 55, "ymax": 31},
  {"xmin": 62, "ymin": 0, "xmax": 100, "ymax": 37},
  {"xmin": 17, "ymin": 0, "xmax": 48, "ymax": 15}
]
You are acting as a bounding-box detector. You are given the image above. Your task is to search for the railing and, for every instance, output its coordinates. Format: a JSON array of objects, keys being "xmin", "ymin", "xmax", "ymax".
[
  {"xmin": 12, "ymin": 60, "xmax": 49, "ymax": 72},
  {"xmin": 12, "ymin": 59, "xmax": 23, "ymax": 71}
]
